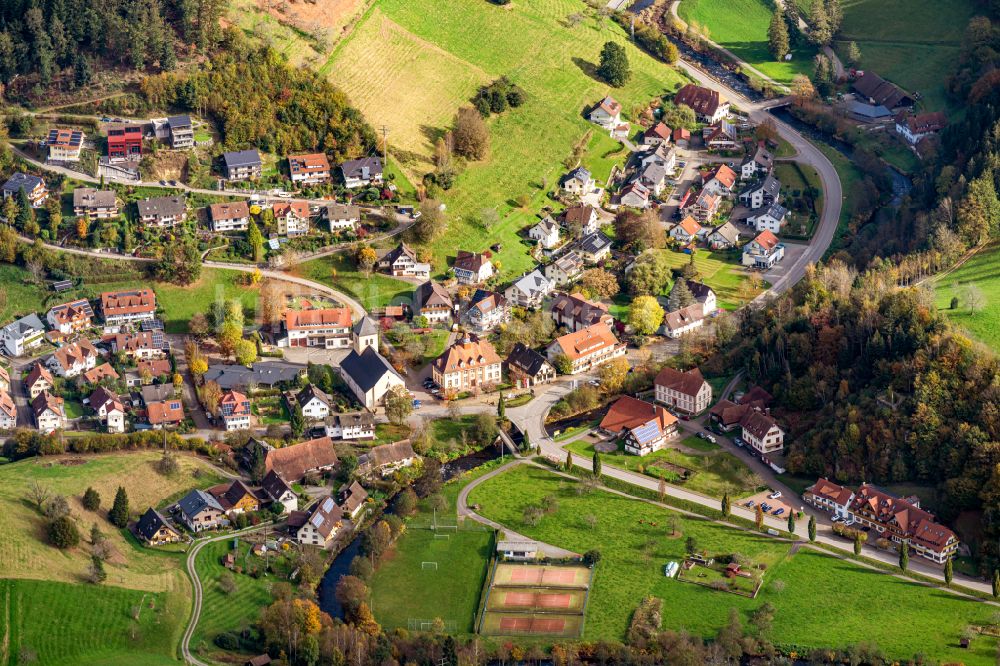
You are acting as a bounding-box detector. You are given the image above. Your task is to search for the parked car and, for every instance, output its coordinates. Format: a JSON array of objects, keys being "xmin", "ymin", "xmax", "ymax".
[
  {"xmin": 773, "ymin": 508, "xmax": 785, "ymax": 516},
  {"xmin": 734, "ymin": 437, "xmax": 744, "ymax": 447},
  {"xmin": 745, "ymin": 500, "xmax": 755, "ymax": 508},
  {"xmin": 768, "ymin": 491, "xmax": 782, "ymax": 500},
  {"xmin": 696, "ymin": 432, "xmax": 706, "ymax": 439},
  {"xmin": 830, "ymin": 515, "xmax": 841, "ymax": 523},
  {"xmin": 706, "ymin": 434, "xmax": 717, "ymax": 444},
  {"xmin": 412, "ymin": 399, "xmax": 421, "ymax": 409}
]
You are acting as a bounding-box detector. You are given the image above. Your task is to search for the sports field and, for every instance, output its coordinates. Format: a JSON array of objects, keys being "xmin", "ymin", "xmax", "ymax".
[
  {"xmin": 321, "ymin": 0, "xmax": 687, "ymax": 278},
  {"xmin": 480, "ymin": 562, "xmax": 591, "ymax": 637},
  {"xmin": 836, "ymin": 0, "xmax": 976, "ymax": 112}
]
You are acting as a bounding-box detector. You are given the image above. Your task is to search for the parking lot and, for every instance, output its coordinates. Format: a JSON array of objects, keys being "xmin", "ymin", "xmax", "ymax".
[{"xmin": 739, "ymin": 489, "xmax": 799, "ymax": 519}]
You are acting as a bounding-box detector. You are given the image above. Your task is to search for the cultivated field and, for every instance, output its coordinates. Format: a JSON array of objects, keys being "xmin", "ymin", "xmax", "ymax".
[
  {"xmin": 933, "ymin": 243, "xmax": 1000, "ymax": 353},
  {"xmin": 0, "ymin": 452, "xmax": 222, "ymax": 590},
  {"xmin": 677, "ymin": 0, "xmax": 815, "ymax": 85},
  {"xmin": 467, "ymin": 465, "xmax": 999, "ymax": 661},
  {"xmin": 835, "ymin": 0, "xmax": 976, "ymax": 111},
  {"xmin": 321, "ymin": 0, "xmax": 688, "ymax": 277}
]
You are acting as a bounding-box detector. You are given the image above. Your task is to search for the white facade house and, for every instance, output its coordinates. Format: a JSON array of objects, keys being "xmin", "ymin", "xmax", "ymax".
[
  {"xmin": 544, "ymin": 251, "xmax": 584, "ymax": 286},
  {"xmin": 339, "ymin": 347, "xmax": 405, "ymax": 410},
  {"xmin": 561, "ymin": 167, "xmax": 594, "ymax": 195},
  {"xmin": 1, "ymin": 314, "xmax": 46, "ymax": 356},
  {"xmin": 504, "ymin": 270, "xmax": 552, "ymax": 309},
  {"xmin": 748, "ymin": 203, "xmax": 788, "ymax": 234},
  {"xmin": 742, "ymin": 231, "xmax": 784, "ymax": 269},
  {"xmin": 740, "ymin": 411, "xmax": 785, "ymax": 454},
  {"xmin": 654, "ymin": 366, "xmax": 713, "ymax": 414},
  {"xmin": 209, "ymin": 202, "xmax": 250, "ymax": 232},
  {"xmin": 529, "ymin": 216, "xmax": 561, "ymax": 249},
  {"xmin": 295, "ymin": 385, "xmax": 331, "ymax": 420},
  {"xmin": 0, "ymin": 389, "xmax": 17, "ymax": 429},
  {"xmin": 325, "ymin": 203, "xmax": 361, "ymax": 232},
  {"xmin": 589, "ymin": 96, "xmax": 622, "ymax": 129}
]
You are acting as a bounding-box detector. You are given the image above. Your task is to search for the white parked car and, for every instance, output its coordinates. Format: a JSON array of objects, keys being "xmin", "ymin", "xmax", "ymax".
[{"xmin": 768, "ymin": 491, "xmax": 782, "ymax": 499}]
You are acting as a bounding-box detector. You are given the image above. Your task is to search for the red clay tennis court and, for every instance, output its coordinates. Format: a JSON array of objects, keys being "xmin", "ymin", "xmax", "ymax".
[
  {"xmin": 500, "ymin": 591, "xmax": 572, "ymax": 608},
  {"xmin": 494, "ymin": 563, "xmax": 591, "ymax": 588},
  {"xmin": 498, "ymin": 616, "xmax": 566, "ymax": 633}
]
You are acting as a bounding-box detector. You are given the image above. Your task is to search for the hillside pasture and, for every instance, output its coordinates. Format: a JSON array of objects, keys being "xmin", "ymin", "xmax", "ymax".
[{"xmin": 933, "ymin": 243, "xmax": 1000, "ymax": 353}]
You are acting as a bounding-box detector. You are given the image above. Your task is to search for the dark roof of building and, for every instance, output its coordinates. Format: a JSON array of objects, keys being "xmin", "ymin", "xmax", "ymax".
[
  {"xmin": 340, "ymin": 347, "xmax": 401, "ymax": 393},
  {"xmin": 506, "ymin": 342, "xmax": 551, "ymax": 377},
  {"xmin": 674, "ymin": 84, "xmax": 726, "ymax": 116},
  {"xmin": 2, "ymin": 173, "xmax": 44, "ymax": 194},
  {"xmin": 852, "ymin": 71, "xmax": 913, "ymax": 109},
  {"xmin": 359, "ymin": 440, "xmax": 416, "ymax": 472},
  {"xmin": 340, "ymin": 156, "xmax": 383, "ymax": 180},
  {"xmin": 265, "ymin": 437, "xmax": 338, "ymax": 482},
  {"xmin": 203, "ymin": 362, "xmax": 305, "ymax": 390},
  {"xmin": 297, "ymin": 384, "xmax": 332, "ymax": 409},
  {"xmin": 223, "ymin": 149, "xmax": 262, "ymax": 169},
  {"xmin": 578, "ymin": 231, "xmax": 612, "ymax": 255},
  {"xmin": 352, "ymin": 316, "xmax": 379, "ymax": 338},
  {"xmin": 178, "ymin": 489, "xmax": 223, "ymax": 519},
  {"xmin": 135, "ymin": 507, "xmax": 177, "ymax": 541},
  {"xmin": 654, "ymin": 366, "xmax": 708, "ymax": 398},
  {"xmin": 73, "ymin": 188, "xmax": 116, "ymax": 209},
  {"xmin": 549, "ymin": 292, "xmax": 610, "ymax": 328},
  {"xmin": 3, "ymin": 313, "xmax": 46, "ymax": 339},
  {"xmin": 261, "ymin": 469, "xmax": 294, "ymax": 501},
  {"xmin": 167, "ymin": 115, "xmax": 192, "ymax": 128},
  {"xmin": 414, "ymin": 280, "xmax": 452, "ymax": 310}
]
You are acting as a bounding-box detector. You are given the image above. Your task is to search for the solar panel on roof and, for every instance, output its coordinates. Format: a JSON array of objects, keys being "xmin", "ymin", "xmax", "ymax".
[
  {"xmin": 52, "ymin": 280, "xmax": 73, "ymax": 292},
  {"xmin": 310, "ymin": 513, "xmax": 324, "ymax": 528},
  {"xmin": 631, "ymin": 421, "xmax": 661, "ymax": 445},
  {"xmin": 268, "ymin": 238, "xmax": 280, "ymax": 250},
  {"xmin": 141, "ymin": 319, "xmax": 164, "ymax": 331},
  {"xmin": 322, "ymin": 497, "xmax": 335, "ymax": 512}
]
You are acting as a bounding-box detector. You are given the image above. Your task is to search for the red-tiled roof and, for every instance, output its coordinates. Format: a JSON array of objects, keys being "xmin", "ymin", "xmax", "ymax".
[
  {"xmin": 265, "ymin": 437, "xmax": 339, "ymax": 482},
  {"xmin": 101, "ymin": 289, "xmax": 156, "ymax": 317},
  {"xmin": 654, "ymin": 366, "xmax": 707, "ymax": 398},
  {"xmin": 599, "ymin": 395, "xmax": 676, "ymax": 434},
  {"xmin": 550, "ymin": 322, "xmax": 621, "ymax": 361},
  {"xmin": 284, "ymin": 308, "xmax": 352, "ymax": 330},
  {"xmin": 433, "ymin": 336, "xmax": 502, "ymax": 374}
]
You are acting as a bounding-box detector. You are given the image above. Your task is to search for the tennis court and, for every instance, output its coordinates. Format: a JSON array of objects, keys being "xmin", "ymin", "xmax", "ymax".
[
  {"xmin": 488, "ymin": 588, "xmax": 587, "ymax": 612},
  {"xmin": 480, "ymin": 611, "xmax": 584, "ymax": 637},
  {"xmin": 492, "ymin": 563, "xmax": 591, "ymax": 588}
]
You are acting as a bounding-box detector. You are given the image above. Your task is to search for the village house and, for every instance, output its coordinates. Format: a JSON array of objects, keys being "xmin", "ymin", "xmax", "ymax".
[
  {"xmin": 453, "ymin": 251, "xmax": 494, "ymax": 284},
  {"xmin": 561, "ymin": 167, "xmax": 594, "ymax": 195},
  {"xmin": 504, "ymin": 270, "xmax": 552, "ymax": 309},
  {"xmin": 247, "ymin": 435, "xmax": 340, "ymax": 483},
  {"xmin": 283, "ymin": 308, "xmax": 353, "ymax": 348},
  {"xmin": 219, "ymin": 390, "xmax": 252, "ymax": 431},
  {"xmin": 589, "ymin": 96, "xmax": 622, "ymax": 129},
  {"xmin": 178, "ymin": 489, "xmax": 228, "ymax": 532},
  {"xmin": 324, "ymin": 203, "xmax": 361, "ymax": 232},
  {"xmin": 611, "ymin": 121, "xmax": 631, "ymax": 141},
  {"xmin": 702, "ymin": 164, "xmax": 738, "ymax": 196},
  {"xmin": 339, "ymin": 346, "xmax": 405, "ymax": 410},
  {"xmin": 661, "ymin": 303, "xmax": 705, "ymax": 339},
  {"xmin": 340, "ymin": 156, "xmax": 383, "ymax": 188},
  {"xmin": 209, "ymin": 201, "xmax": 250, "ymax": 232},
  {"xmin": 260, "ymin": 470, "xmax": 298, "ymax": 514},
  {"xmin": 142, "ymin": 385, "xmax": 177, "ymax": 409},
  {"xmin": 895, "ymin": 111, "xmax": 947, "ymax": 145},
  {"xmin": 0, "ymin": 389, "xmax": 17, "ymax": 429},
  {"xmin": 703, "ymin": 121, "xmax": 739, "ymax": 151},
  {"xmin": 166, "ymin": 115, "xmax": 194, "ymax": 148},
  {"xmin": 506, "ymin": 342, "xmax": 555, "ymax": 388},
  {"xmin": 414, "ymin": 281, "xmax": 454, "ymax": 325},
  {"xmin": 669, "ymin": 215, "xmax": 703, "ymax": 245},
  {"xmin": 2, "ymin": 173, "xmax": 48, "ymax": 207},
  {"xmin": 687, "ymin": 280, "xmax": 718, "ymax": 314},
  {"xmin": 83, "ymin": 363, "xmax": 119, "ymax": 385},
  {"xmin": 464, "ymin": 290, "xmax": 509, "ymax": 332},
  {"xmin": 743, "ymin": 230, "xmax": 784, "ymax": 269},
  {"xmin": 0, "ymin": 366, "xmax": 9, "ymax": 392},
  {"xmin": 710, "ymin": 399, "xmax": 785, "ymax": 454},
  {"xmin": 295, "ymin": 384, "xmax": 332, "ymax": 420},
  {"xmin": 687, "ymin": 190, "xmax": 721, "ymax": 223},
  {"xmin": 546, "ymin": 322, "xmax": 625, "ymax": 375},
  {"xmin": 73, "ymin": 188, "xmax": 118, "ymax": 220},
  {"xmin": 25, "ymin": 363, "xmax": 54, "ymax": 399},
  {"xmin": 136, "ymin": 508, "xmax": 182, "ymax": 545},
  {"xmin": 203, "ymin": 362, "xmax": 305, "ymax": 391},
  {"xmin": 89, "ymin": 386, "xmax": 126, "ymax": 433},
  {"xmin": 289, "ymin": 496, "xmax": 342, "ymax": 546},
  {"xmin": 642, "ymin": 122, "xmax": 672, "ymax": 147},
  {"xmin": 137, "ymin": 196, "xmax": 186, "ymax": 228},
  {"xmin": 529, "ymin": 216, "xmax": 561, "ymax": 249},
  {"xmin": 146, "ymin": 398, "xmax": 185, "ymax": 429},
  {"xmin": 377, "ymin": 243, "xmax": 430, "ymax": 279},
  {"xmin": 654, "ymin": 366, "xmax": 712, "ymax": 414},
  {"xmin": 101, "ymin": 289, "xmax": 157, "ymax": 328},
  {"xmin": 548, "ymin": 292, "xmax": 612, "ymax": 332},
  {"xmin": 544, "ymin": 251, "xmax": 584, "ymax": 286},
  {"xmin": 47, "ymin": 128, "xmax": 84, "ymax": 162},
  {"xmin": 852, "ymin": 71, "xmax": 914, "ymax": 110},
  {"xmin": 137, "ymin": 358, "xmax": 172, "ymax": 381},
  {"xmin": 325, "ymin": 412, "xmax": 375, "ymax": 440},
  {"xmin": 739, "ymin": 174, "xmax": 781, "ymax": 210},
  {"xmin": 222, "ymin": 149, "xmax": 263, "ymax": 181},
  {"xmin": 107, "ymin": 124, "xmax": 143, "ymax": 161},
  {"xmin": 33, "ymin": 391, "xmax": 65, "ymax": 433},
  {"xmin": 674, "ymin": 84, "xmax": 730, "ymax": 123},
  {"xmin": 47, "ymin": 339, "xmax": 100, "ymax": 378},
  {"xmin": 498, "ymin": 540, "xmax": 542, "ymax": 561},
  {"xmin": 638, "ymin": 160, "xmax": 670, "ymax": 197},
  {"xmin": 747, "ymin": 202, "xmax": 788, "ymax": 234},
  {"xmin": 432, "ymin": 335, "xmax": 503, "ymax": 394},
  {"xmin": 707, "ymin": 221, "xmax": 742, "ymax": 250},
  {"xmin": 211, "ymin": 479, "xmax": 261, "ymax": 515},
  {"xmin": 740, "ymin": 143, "xmax": 774, "ymax": 180},
  {"xmin": 619, "ymin": 181, "xmax": 650, "ymax": 209},
  {"xmin": 357, "ymin": 440, "xmax": 417, "ymax": 477},
  {"xmin": 673, "ymin": 127, "xmax": 691, "ymax": 148},
  {"xmin": 576, "ymin": 232, "xmax": 613, "ymax": 264},
  {"xmin": 289, "ymin": 153, "xmax": 331, "ymax": 184},
  {"xmin": 1, "ymin": 313, "xmax": 45, "ymax": 356},
  {"xmin": 641, "ymin": 143, "xmax": 677, "ymax": 171},
  {"xmin": 563, "ymin": 205, "xmax": 599, "ymax": 238},
  {"xmin": 109, "ymin": 331, "xmax": 168, "ymax": 361},
  {"xmin": 273, "ymin": 201, "xmax": 312, "ymax": 236},
  {"xmin": 46, "ymin": 299, "xmax": 94, "ymax": 335},
  {"xmin": 337, "ymin": 481, "xmax": 369, "ymax": 521},
  {"xmin": 599, "ymin": 395, "xmax": 678, "ymax": 456}
]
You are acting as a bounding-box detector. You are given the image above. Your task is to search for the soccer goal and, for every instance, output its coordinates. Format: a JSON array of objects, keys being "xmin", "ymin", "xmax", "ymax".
[
  {"xmin": 421, "ymin": 561, "xmax": 439, "ymax": 570},
  {"xmin": 433, "ymin": 533, "xmax": 450, "ymax": 540}
]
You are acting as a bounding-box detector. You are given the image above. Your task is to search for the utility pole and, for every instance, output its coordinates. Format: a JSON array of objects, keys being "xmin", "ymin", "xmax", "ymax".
[
  {"xmin": 379, "ymin": 125, "xmax": 390, "ymax": 163},
  {"xmin": 630, "ymin": 15, "xmax": 635, "ymax": 41}
]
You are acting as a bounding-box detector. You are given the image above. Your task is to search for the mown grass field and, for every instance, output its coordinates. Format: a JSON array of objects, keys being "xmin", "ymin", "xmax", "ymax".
[
  {"xmin": 468, "ymin": 465, "xmax": 999, "ymax": 662},
  {"xmin": 933, "ymin": 243, "xmax": 1000, "ymax": 353},
  {"xmin": 654, "ymin": 248, "xmax": 766, "ymax": 309},
  {"xmin": 564, "ymin": 437, "xmax": 763, "ymax": 498},
  {"xmin": 815, "ymin": 142, "xmax": 864, "ymax": 257},
  {"xmin": 0, "ymin": 578, "xmax": 186, "ymax": 666},
  {"xmin": 0, "ymin": 452, "xmax": 221, "ymax": 590},
  {"xmin": 369, "ymin": 462, "xmax": 500, "ymax": 632},
  {"xmin": 677, "ymin": 0, "xmax": 815, "ymax": 85},
  {"xmin": 299, "ymin": 253, "xmax": 414, "ymax": 311},
  {"xmin": 835, "ymin": 0, "xmax": 976, "ymax": 112},
  {"xmin": 322, "ymin": 0, "xmax": 688, "ymax": 278},
  {"xmin": 190, "ymin": 539, "xmax": 280, "ymax": 652}
]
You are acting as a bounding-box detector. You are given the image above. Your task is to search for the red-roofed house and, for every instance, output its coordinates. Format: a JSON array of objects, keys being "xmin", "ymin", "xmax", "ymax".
[
  {"xmin": 274, "ymin": 201, "xmax": 312, "ymax": 236},
  {"xmin": 147, "ymin": 398, "xmax": 185, "ymax": 429},
  {"xmin": 101, "ymin": 289, "xmax": 157, "ymax": 328},
  {"xmin": 432, "ymin": 335, "xmax": 503, "ymax": 394},
  {"xmin": 669, "ymin": 215, "xmax": 703, "ymax": 244},
  {"xmin": 703, "ymin": 164, "xmax": 738, "ymax": 195},
  {"xmin": 654, "ymin": 366, "xmax": 712, "ymax": 414},
  {"xmin": 589, "ymin": 96, "xmax": 622, "ymax": 129},
  {"xmin": 674, "ymin": 84, "xmax": 730, "ymax": 123},
  {"xmin": 895, "ymin": 111, "xmax": 947, "ymax": 145},
  {"xmin": 599, "ymin": 396, "xmax": 678, "ymax": 456},
  {"xmin": 546, "ymin": 322, "xmax": 625, "ymax": 375},
  {"xmin": 642, "ymin": 122, "xmax": 672, "ymax": 147},
  {"xmin": 219, "ymin": 390, "xmax": 251, "ymax": 431},
  {"xmin": 283, "ymin": 308, "xmax": 353, "ymax": 348},
  {"xmin": 742, "ymin": 230, "xmax": 784, "ymax": 269}
]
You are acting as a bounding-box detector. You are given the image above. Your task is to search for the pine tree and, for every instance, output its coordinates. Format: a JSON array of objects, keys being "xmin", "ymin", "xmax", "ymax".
[
  {"xmin": 944, "ymin": 557, "xmax": 953, "ymax": 587},
  {"xmin": 16, "ymin": 188, "xmax": 33, "ymax": 231},
  {"xmin": 108, "ymin": 486, "xmax": 129, "ymax": 528},
  {"xmin": 721, "ymin": 492, "xmax": 730, "ymax": 517},
  {"xmin": 497, "ymin": 392, "xmax": 505, "ymax": 420},
  {"xmin": 846, "ymin": 41, "xmax": 862, "ymax": 67},
  {"xmin": 853, "ymin": 533, "xmax": 862, "ymax": 556},
  {"xmin": 992, "ymin": 569, "xmax": 999, "ymax": 598},
  {"xmin": 290, "ymin": 403, "xmax": 305, "ymax": 438},
  {"xmin": 592, "ymin": 452, "xmax": 602, "ymax": 478},
  {"xmin": 597, "ymin": 41, "xmax": 631, "ymax": 87},
  {"xmin": 82, "ymin": 487, "xmax": 100, "ymax": 512},
  {"xmin": 667, "ymin": 278, "xmax": 694, "ymax": 312},
  {"xmin": 564, "ymin": 450, "xmax": 572, "ymax": 471},
  {"xmin": 247, "ymin": 219, "xmax": 264, "ymax": 262},
  {"xmin": 787, "ymin": 513, "xmax": 795, "ymax": 534},
  {"xmin": 809, "ymin": 1, "xmax": 832, "ymax": 46},
  {"xmin": 808, "ymin": 515, "xmax": 816, "ymax": 541},
  {"xmin": 898, "ymin": 544, "xmax": 909, "ymax": 572},
  {"xmin": 767, "ymin": 8, "xmax": 790, "ymax": 60}
]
